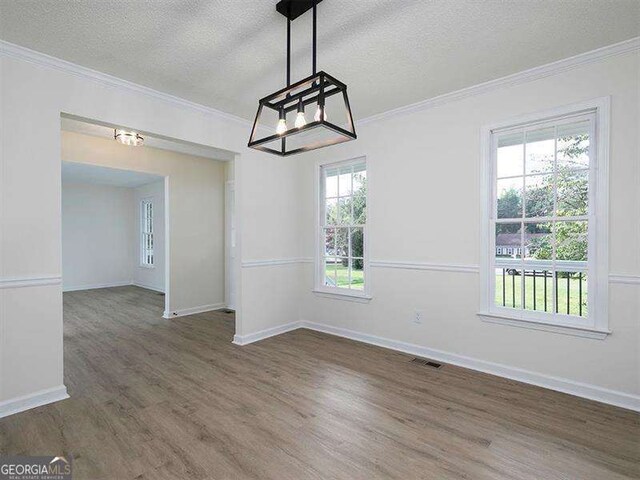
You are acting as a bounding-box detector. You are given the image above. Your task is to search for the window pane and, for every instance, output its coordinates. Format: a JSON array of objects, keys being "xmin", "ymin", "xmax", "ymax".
[
  {"xmin": 324, "ymin": 258, "xmax": 337, "ymax": 287},
  {"xmin": 524, "ymin": 222, "xmax": 552, "ymax": 261},
  {"xmin": 495, "ymin": 223, "xmax": 521, "ymax": 260},
  {"xmin": 557, "ymin": 121, "xmax": 590, "ymax": 170},
  {"xmin": 338, "ymin": 197, "xmax": 353, "ymax": 224},
  {"xmin": 555, "ymin": 271, "xmax": 588, "ymax": 317},
  {"xmin": 338, "ymin": 167, "xmax": 352, "ymax": 196},
  {"xmin": 335, "ymin": 227, "xmax": 349, "ymax": 257},
  {"xmin": 324, "ymin": 228, "xmax": 336, "ymax": 256},
  {"xmin": 525, "ymin": 127, "xmax": 555, "ymax": 175},
  {"xmin": 353, "ymin": 168, "xmax": 366, "ymax": 192},
  {"xmin": 350, "ymin": 227, "xmax": 364, "ymax": 259},
  {"xmin": 523, "ymin": 269, "xmax": 553, "ymax": 313},
  {"xmin": 335, "ymin": 258, "xmax": 349, "ymax": 287},
  {"xmin": 350, "ymin": 258, "xmax": 364, "ymax": 290},
  {"xmin": 496, "ymin": 132, "xmax": 523, "ymax": 178},
  {"xmin": 325, "ymin": 169, "xmax": 338, "ymax": 197},
  {"xmin": 325, "ymin": 198, "xmax": 338, "ymax": 225},
  {"xmin": 555, "ymin": 221, "xmax": 588, "ymax": 262},
  {"xmin": 352, "ymin": 172, "xmax": 367, "ymax": 224},
  {"xmin": 497, "ymin": 178, "xmax": 522, "ymax": 219},
  {"xmin": 494, "ymin": 268, "xmax": 522, "ymax": 309},
  {"xmin": 557, "ymin": 169, "xmax": 588, "ymax": 216},
  {"xmin": 354, "ymin": 200, "xmax": 366, "ymax": 224},
  {"xmin": 525, "ymin": 174, "xmax": 554, "ymax": 218}
]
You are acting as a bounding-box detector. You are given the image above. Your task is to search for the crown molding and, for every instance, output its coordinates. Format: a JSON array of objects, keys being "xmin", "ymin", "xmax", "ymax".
[
  {"xmin": 2, "ymin": 36, "xmax": 638, "ymax": 131},
  {"xmin": 0, "ymin": 39, "xmax": 252, "ymax": 128},
  {"xmin": 358, "ymin": 37, "xmax": 640, "ymax": 126}
]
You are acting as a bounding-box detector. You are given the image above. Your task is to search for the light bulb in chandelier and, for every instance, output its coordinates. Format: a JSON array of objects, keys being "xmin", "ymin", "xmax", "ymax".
[
  {"xmin": 314, "ymin": 105, "xmax": 327, "ymax": 122},
  {"xmin": 295, "ymin": 112, "xmax": 307, "ymax": 128},
  {"xmin": 276, "ymin": 118, "xmax": 287, "ymax": 135},
  {"xmin": 295, "ymin": 99, "xmax": 307, "ymax": 128}
]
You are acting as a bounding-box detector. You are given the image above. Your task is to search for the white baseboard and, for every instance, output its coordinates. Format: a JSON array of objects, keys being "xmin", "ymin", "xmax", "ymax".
[
  {"xmin": 232, "ymin": 321, "xmax": 300, "ymax": 346},
  {"xmin": 133, "ymin": 282, "xmax": 165, "ymax": 293},
  {"xmin": 0, "ymin": 385, "xmax": 69, "ymax": 419},
  {"xmin": 63, "ymin": 280, "xmax": 133, "ymax": 292},
  {"xmin": 233, "ymin": 319, "xmax": 639, "ymax": 412},
  {"xmin": 162, "ymin": 302, "xmax": 225, "ymax": 319},
  {"xmin": 299, "ymin": 321, "xmax": 640, "ymax": 413}
]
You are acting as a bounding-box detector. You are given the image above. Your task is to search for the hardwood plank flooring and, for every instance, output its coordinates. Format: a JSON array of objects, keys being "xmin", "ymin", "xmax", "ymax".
[{"xmin": 1, "ymin": 286, "xmax": 638, "ymax": 479}]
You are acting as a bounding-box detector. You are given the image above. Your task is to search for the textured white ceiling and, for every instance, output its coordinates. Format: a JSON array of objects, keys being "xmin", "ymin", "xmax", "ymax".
[{"xmin": 1, "ymin": 0, "xmax": 638, "ymax": 120}]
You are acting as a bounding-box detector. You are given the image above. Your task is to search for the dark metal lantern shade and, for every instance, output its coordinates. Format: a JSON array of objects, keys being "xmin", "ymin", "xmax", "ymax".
[{"xmin": 248, "ymin": 0, "xmax": 356, "ymax": 156}]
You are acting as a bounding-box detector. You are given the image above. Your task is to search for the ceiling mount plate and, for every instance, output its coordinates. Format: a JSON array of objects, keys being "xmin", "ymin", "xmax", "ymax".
[{"xmin": 276, "ymin": 0, "xmax": 323, "ymax": 21}]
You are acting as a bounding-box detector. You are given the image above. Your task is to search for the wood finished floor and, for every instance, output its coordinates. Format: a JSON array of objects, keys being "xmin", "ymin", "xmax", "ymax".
[{"xmin": 0, "ymin": 286, "xmax": 638, "ymax": 479}]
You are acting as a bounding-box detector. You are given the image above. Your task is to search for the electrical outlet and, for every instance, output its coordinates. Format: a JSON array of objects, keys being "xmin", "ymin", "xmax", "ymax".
[{"xmin": 413, "ymin": 310, "xmax": 423, "ymax": 325}]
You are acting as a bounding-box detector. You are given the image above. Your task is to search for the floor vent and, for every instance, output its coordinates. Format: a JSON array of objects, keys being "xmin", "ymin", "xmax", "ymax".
[
  {"xmin": 219, "ymin": 309, "xmax": 235, "ymax": 314},
  {"xmin": 411, "ymin": 358, "xmax": 442, "ymax": 369}
]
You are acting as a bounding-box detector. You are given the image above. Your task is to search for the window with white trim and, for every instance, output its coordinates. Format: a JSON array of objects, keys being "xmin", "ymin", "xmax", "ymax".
[
  {"xmin": 317, "ymin": 158, "xmax": 368, "ymax": 295},
  {"xmin": 481, "ymin": 100, "xmax": 609, "ymax": 336},
  {"xmin": 141, "ymin": 200, "xmax": 154, "ymax": 267}
]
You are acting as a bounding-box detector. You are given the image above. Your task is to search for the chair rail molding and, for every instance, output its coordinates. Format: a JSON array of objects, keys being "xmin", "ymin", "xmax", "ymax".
[
  {"xmin": 609, "ymin": 274, "xmax": 640, "ymax": 285},
  {"xmin": 0, "ymin": 275, "xmax": 62, "ymax": 289},
  {"xmin": 370, "ymin": 260, "xmax": 479, "ymax": 274},
  {"xmin": 242, "ymin": 258, "xmax": 313, "ymax": 268}
]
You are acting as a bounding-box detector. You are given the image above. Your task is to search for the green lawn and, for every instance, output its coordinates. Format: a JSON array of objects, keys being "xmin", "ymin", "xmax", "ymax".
[
  {"xmin": 495, "ymin": 271, "xmax": 587, "ymax": 317},
  {"xmin": 325, "ymin": 264, "xmax": 364, "ymax": 290}
]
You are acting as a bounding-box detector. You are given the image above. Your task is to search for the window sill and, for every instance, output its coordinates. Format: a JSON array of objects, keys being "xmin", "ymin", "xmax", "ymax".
[
  {"xmin": 477, "ymin": 311, "xmax": 610, "ymax": 339},
  {"xmin": 312, "ymin": 289, "xmax": 372, "ymax": 303}
]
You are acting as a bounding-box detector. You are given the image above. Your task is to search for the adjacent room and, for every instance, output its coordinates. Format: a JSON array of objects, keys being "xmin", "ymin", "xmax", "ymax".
[
  {"xmin": 0, "ymin": 1, "xmax": 638, "ymax": 479},
  {"xmin": 62, "ymin": 162, "xmax": 166, "ymax": 295}
]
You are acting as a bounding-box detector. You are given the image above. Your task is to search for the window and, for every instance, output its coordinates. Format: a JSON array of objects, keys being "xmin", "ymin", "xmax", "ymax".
[
  {"xmin": 480, "ymin": 99, "xmax": 609, "ymax": 338},
  {"xmin": 316, "ymin": 158, "xmax": 368, "ymax": 298},
  {"xmin": 141, "ymin": 200, "xmax": 154, "ymax": 267}
]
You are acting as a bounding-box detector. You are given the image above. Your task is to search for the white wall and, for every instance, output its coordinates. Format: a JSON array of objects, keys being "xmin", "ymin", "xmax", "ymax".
[
  {"xmin": 62, "ymin": 183, "xmax": 135, "ymax": 291},
  {"xmin": 297, "ymin": 49, "xmax": 640, "ymax": 407},
  {"xmin": 0, "ymin": 43, "xmax": 302, "ymax": 412},
  {"xmin": 133, "ymin": 180, "xmax": 165, "ymax": 292}
]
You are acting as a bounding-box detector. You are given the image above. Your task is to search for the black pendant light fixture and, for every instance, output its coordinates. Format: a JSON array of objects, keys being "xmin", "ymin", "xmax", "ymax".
[{"xmin": 248, "ymin": 0, "xmax": 357, "ymax": 156}]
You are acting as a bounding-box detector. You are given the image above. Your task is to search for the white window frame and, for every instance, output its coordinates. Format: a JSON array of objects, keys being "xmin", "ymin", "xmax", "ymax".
[
  {"xmin": 314, "ymin": 156, "xmax": 371, "ymax": 302},
  {"xmin": 479, "ymin": 98, "xmax": 610, "ymax": 339},
  {"xmin": 140, "ymin": 198, "xmax": 154, "ymax": 268}
]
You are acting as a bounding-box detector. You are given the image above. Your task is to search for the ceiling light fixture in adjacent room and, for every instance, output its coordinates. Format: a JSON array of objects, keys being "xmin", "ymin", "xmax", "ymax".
[
  {"xmin": 114, "ymin": 129, "xmax": 144, "ymax": 147},
  {"xmin": 248, "ymin": 0, "xmax": 357, "ymax": 156}
]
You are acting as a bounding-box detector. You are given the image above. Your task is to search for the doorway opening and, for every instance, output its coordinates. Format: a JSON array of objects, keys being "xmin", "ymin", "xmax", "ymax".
[{"xmin": 60, "ymin": 114, "xmax": 237, "ymax": 322}]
